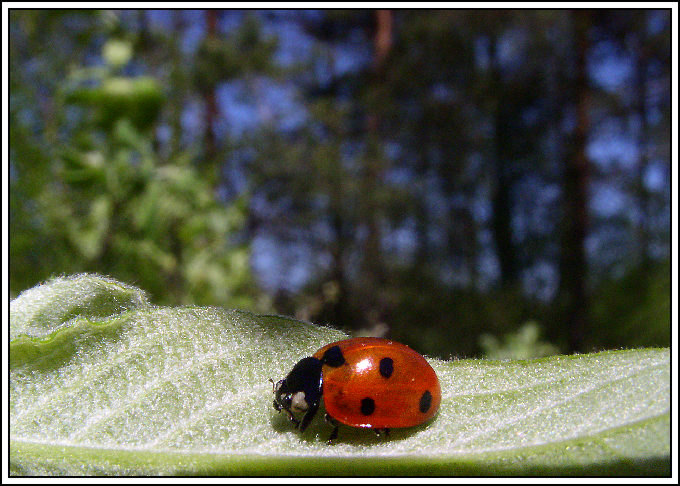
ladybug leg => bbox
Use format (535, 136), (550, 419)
(373, 428), (391, 438)
(284, 409), (300, 428)
(328, 425), (339, 443)
(325, 413), (340, 444)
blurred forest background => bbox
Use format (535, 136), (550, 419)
(9, 9), (671, 359)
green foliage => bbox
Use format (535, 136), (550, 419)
(102, 38), (133, 68)
(383, 268), (546, 359)
(68, 76), (164, 132)
(479, 321), (560, 359)
(10, 275), (670, 476)
(194, 13), (277, 94)
(61, 38), (164, 132)
(10, 30), (260, 310)
(9, 10), (671, 366)
(590, 260), (671, 349)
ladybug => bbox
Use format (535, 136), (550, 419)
(271, 337), (440, 441)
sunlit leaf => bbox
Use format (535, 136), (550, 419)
(10, 275), (670, 476)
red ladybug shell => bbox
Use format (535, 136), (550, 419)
(313, 337), (441, 429)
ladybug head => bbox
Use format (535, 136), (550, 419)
(271, 356), (323, 432)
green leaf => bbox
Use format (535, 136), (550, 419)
(66, 195), (113, 260)
(9, 274), (149, 341)
(10, 275), (670, 476)
(102, 39), (133, 68)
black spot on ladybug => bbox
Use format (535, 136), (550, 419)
(322, 345), (345, 367)
(379, 357), (394, 378)
(360, 397), (375, 416)
(419, 390), (432, 413)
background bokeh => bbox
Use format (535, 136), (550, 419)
(9, 9), (671, 359)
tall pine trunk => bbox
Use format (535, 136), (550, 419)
(169, 11), (186, 160)
(633, 14), (651, 268)
(488, 34), (519, 288)
(559, 11), (591, 353)
(360, 9), (393, 331)
(203, 10), (219, 163)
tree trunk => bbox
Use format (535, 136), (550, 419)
(560, 11), (591, 353)
(488, 35), (519, 288)
(360, 9), (393, 330)
(203, 10), (219, 161)
(633, 15), (651, 268)
(169, 10), (186, 160)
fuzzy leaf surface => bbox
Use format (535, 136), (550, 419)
(9, 275), (670, 476)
